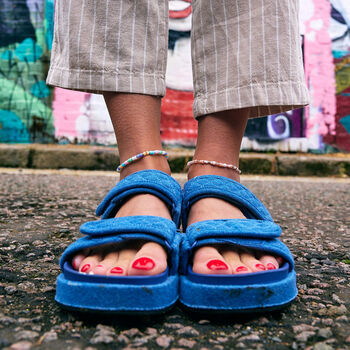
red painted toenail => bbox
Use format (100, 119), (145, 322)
(110, 266), (124, 274)
(255, 263), (266, 271)
(81, 264), (90, 273)
(276, 257), (283, 265)
(72, 261), (76, 269)
(207, 260), (229, 270)
(236, 266), (248, 272)
(132, 257), (155, 270)
(267, 263), (276, 270)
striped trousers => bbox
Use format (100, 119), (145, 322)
(46, 0), (310, 119)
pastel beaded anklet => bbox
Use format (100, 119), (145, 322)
(187, 159), (241, 174)
(117, 150), (168, 172)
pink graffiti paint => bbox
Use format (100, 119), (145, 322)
(304, 0), (336, 137)
(53, 87), (90, 139)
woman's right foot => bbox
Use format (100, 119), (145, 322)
(72, 193), (171, 276)
(189, 197), (282, 274)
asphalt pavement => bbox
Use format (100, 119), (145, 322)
(0, 169), (349, 350)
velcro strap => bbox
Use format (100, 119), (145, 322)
(80, 216), (177, 243)
(96, 170), (182, 226)
(186, 219), (282, 246)
(182, 176), (273, 229)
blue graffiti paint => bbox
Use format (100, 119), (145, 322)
(0, 0), (36, 47)
(0, 110), (30, 143)
(340, 115), (350, 134)
(45, 0), (54, 51)
(333, 50), (350, 59)
(30, 81), (51, 98)
(0, 50), (13, 60)
(14, 38), (43, 62)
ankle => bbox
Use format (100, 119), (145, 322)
(119, 156), (171, 180)
(187, 162), (241, 182)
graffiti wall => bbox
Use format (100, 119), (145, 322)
(0, 0), (54, 143)
(0, 0), (349, 152)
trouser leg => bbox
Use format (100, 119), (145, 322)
(191, 0), (310, 119)
(47, 0), (169, 97)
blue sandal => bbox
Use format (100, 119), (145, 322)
(55, 170), (182, 314)
(179, 175), (297, 313)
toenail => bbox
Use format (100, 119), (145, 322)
(72, 261), (76, 269)
(255, 263), (266, 271)
(132, 257), (155, 270)
(81, 264), (90, 273)
(267, 263), (276, 270)
(236, 266), (248, 272)
(207, 259), (229, 271)
(110, 266), (124, 274)
(276, 257), (283, 265)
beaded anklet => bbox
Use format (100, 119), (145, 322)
(187, 159), (241, 174)
(117, 150), (168, 172)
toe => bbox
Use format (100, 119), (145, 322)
(92, 251), (119, 275)
(258, 254), (280, 270)
(128, 242), (167, 276)
(221, 248), (252, 274)
(192, 246), (231, 274)
(240, 249), (267, 272)
(72, 249), (89, 270)
(108, 248), (137, 276)
(78, 249), (102, 274)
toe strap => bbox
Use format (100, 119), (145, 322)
(60, 216), (181, 275)
(180, 235), (295, 274)
(180, 219), (294, 274)
(186, 219), (282, 245)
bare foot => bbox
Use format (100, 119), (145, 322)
(72, 194), (170, 276)
(189, 197), (281, 275)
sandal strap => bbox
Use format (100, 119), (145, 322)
(182, 175), (273, 229)
(180, 235), (295, 273)
(96, 170), (182, 227)
(60, 216), (181, 275)
(185, 219), (282, 246)
(80, 216), (177, 242)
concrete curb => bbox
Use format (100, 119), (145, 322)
(1, 144), (349, 177)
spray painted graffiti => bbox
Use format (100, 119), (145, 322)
(323, 0), (350, 151)
(0, 0), (349, 151)
(0, 0), (54, 143)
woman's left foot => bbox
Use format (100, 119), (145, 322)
(189, 197), (281, 274)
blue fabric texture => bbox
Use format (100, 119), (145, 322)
(96, 169), (182, 225)
(180, 175), (297, 311)
(56, 170), (182, 313)
(182, 175), (273, 229)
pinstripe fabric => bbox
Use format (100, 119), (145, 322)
(47, 0), (309, 119)
(191, 0), (309, 118)
(47, 0), (168, 97)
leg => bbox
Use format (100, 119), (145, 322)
(188, 109), (280, 274)
(188, 0), (309, 274)
(47, 0), (172, 276)
(74, 94), (170, 276)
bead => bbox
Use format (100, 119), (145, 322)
(117, 150), (168, 173)
(186, 159), (241, 175)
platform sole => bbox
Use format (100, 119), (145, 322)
(179, 271), (297, 313)
(55, 273), (178, 314)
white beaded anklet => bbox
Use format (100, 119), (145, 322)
(117, 150), (168, 172)
(187, 159), (242, 174)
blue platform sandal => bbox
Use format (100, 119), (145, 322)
(179, 175), (297, 313)
(55, 170), (182, 314)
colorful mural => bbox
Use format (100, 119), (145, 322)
(323, 0), (350, 151)
(0, 0), (349, 151)
(0, 0), (54, 143)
